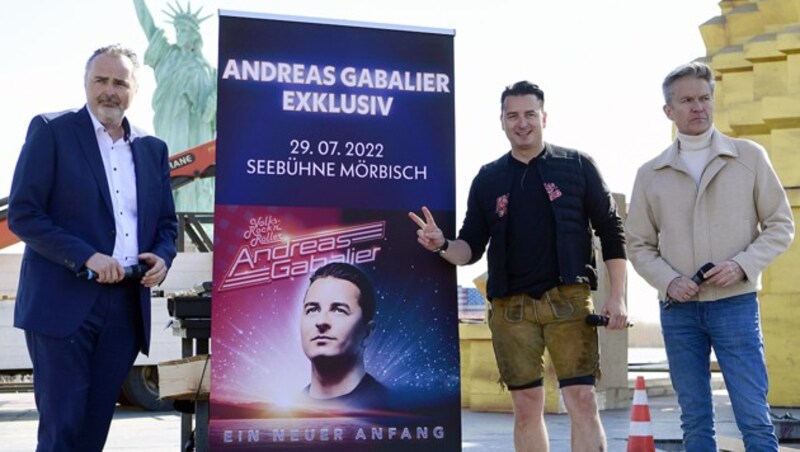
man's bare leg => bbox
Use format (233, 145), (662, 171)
(562, 384), (606, 452)
(510, 386), (549, 452)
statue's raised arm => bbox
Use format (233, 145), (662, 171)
(133, 0), (160, 40)
(133, 0), (170, 68)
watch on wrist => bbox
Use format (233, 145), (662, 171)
(432, 239), (449, 255)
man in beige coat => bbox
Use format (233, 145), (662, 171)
(626, 61), (794, 452)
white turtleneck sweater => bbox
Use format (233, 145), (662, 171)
(677, 126), (714, 185)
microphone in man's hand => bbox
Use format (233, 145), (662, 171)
(76, 263), (150, 281)
(585, 314), (634, 328)
(662, 262), (715, 310)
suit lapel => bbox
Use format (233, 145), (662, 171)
(75, 107), (114, 216)
(131, 137), (146, 243)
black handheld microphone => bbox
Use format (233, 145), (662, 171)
(585, 314), (634, 328)
(662, 262), (715, 310)
(76, 263), (150, 281)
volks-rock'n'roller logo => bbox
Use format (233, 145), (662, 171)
(220, 219), (386, 291)
(243, 216), (284, 247)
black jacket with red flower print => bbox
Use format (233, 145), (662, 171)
(458, 143), (626, 298)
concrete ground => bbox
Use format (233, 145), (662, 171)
(2, 386), (799, 451)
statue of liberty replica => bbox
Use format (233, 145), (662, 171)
(134, 0), (217, 213)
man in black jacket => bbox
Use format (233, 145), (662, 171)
(409, 81), (627, 452)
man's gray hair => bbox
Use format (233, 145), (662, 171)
(85, 44), (140, 75)
(662, 61), (715, 105)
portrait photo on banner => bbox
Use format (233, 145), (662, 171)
(209, 207), (461, 450)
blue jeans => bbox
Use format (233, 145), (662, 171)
(661, 292), (778, 452)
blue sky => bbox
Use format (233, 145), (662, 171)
(0, 0), (722, 319)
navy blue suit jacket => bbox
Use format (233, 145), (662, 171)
(8, 107), (177, 354)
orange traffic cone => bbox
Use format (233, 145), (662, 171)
(627, 375), (656, 452)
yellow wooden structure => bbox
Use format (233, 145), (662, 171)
(700, 0), (800, 407)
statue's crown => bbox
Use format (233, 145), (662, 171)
(164, 1), (212, 28)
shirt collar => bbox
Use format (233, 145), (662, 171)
(506, 143), (548, 168)
(677, 126), (715, 151)
(86, 106), (137, 142)
(654, 127), (738, 170)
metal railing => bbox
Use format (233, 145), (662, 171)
(177, 212), (214, 252)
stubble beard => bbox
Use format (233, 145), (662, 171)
(95, 103), (125, 127)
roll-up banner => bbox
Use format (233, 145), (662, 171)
(210, 11), (459, 451)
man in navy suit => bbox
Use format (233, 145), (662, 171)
(8, 44), (177, 451)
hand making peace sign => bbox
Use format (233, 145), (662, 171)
(408, 206), (446, 252)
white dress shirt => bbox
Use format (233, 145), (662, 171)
(88, 108), (139, 267)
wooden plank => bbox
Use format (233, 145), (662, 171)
(718, 436), (744, 452)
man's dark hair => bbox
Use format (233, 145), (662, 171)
(501, 81), (545, 111)
(309, 263), (376, 323)
(662, 61), (716, 105)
